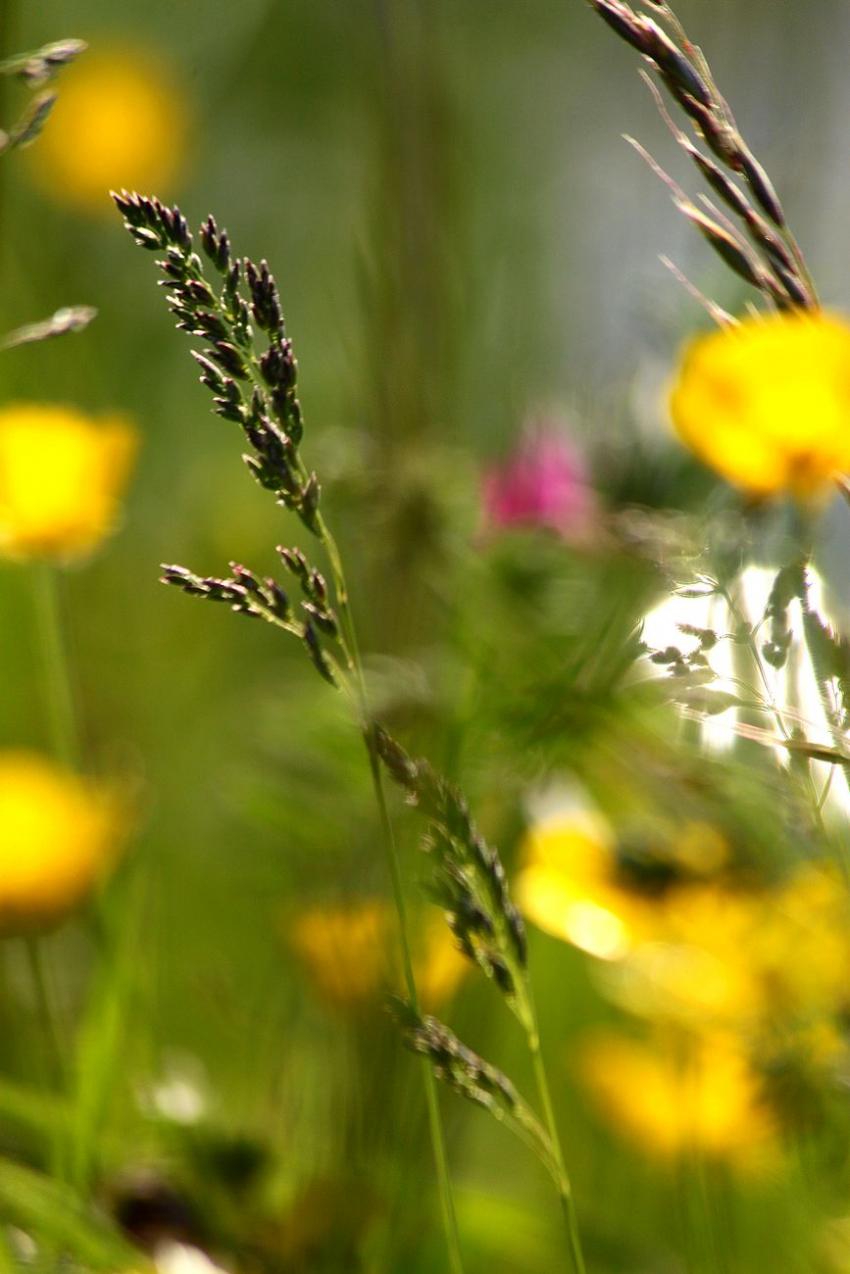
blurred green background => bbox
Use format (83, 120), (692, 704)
(2, 2), (850, 1271)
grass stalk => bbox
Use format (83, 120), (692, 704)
(22, 938), (64, 1093)
(28, 564), (78, 1106)
(28, 563), (84, 1199)
(522, 985), (587, 1274)
(0, 0), (15, 246)
(23, 934), (68, 1246)
(367, 740), (465, 1274)
(719, 579), (829, 833)
(316, 523), (466, 1274)
(31, 564), (79, 769)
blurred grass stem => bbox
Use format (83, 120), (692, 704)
(719, 579), (828, 835)
(32, 564), (79, 769)
(23, 933), (69, 1244)
(23, 938), (64, 1092)
(524, 986), (587, 1274)
(29, 563), (79, 1202)
(366, 738), (465, 1274)
(0, 0), (15, 241)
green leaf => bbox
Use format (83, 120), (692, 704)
(0, 1160), (143, 1270)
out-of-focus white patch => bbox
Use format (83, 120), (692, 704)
(641, 565), (850, 815)
(523, 782), (614, 851)
(525, 781), (599, 827)
(154, 1243), (231, 1274)
(8, 1228), (37, 1263)
(151, 1078), (206, 1125)
(138, 1053), (208, 1125)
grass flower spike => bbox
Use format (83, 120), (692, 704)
(0, 752), (118, 933)
(33, 49), (188, 214)
(0, 403), (137, 560)
(670, 312), (850, 499)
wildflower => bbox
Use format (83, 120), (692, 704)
(288, 900), (468, 1010)
(415, 913), (469, 1008)
(611, 868), (850, 1034)
(670, 311), (850, 498)
(31, 48), (188, 214)
(0, 403), (137, 560)
(481, 422), (598, 541)
(289, 900), (389, 1008)
(517, 812), (646, 960)
(516, 811), (724, 960)
(578, 1029), (777, 1170)
(522, 800), (850, 1041)
(0, 752), (118, 933)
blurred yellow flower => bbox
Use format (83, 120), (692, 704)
(31, 47), (188, 214)
(288, 900), (468, 1010)
(578, 1030), (777, 1170)
(290, 900), (390, 1008)
(415, 913), (469, 1008)
(670, 311), (850, 498)
(520, 807), (850, 1054)
(0, 403), (137, 560)
(611, 868), (850, 1033)
(0, 752), (119, 933)
(517, 812), (647, 960)
(517, 812), (724, 960)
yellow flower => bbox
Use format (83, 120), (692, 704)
(288, 900), (468, 1010)
(578, 1029), (777, 1171)
(415, 913), (469, 1008)
(613, 868), (850, 1033)
(0, 752), (119, 933)
(290, 900), (390, 1008)
(0, 403), (137, 560)
(516, 812), (721, 960)
(517, 812), (642, 960)
(670, 311), (850, 498)
(31, 47), (188, 214)
(520, 807), (850, 1043)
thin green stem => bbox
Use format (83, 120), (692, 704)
(22, 938), (64, 1092)
(28, 563), (82, 1200)
(720, 581), (827, 829)
(23, 935), (69, 1222)
(0, 0), (15, 254)
(31, 563), (79, 769)
(797, 590), (850, 792)
(523, 986), (587, 1274)
(314, 521), (465, 1274)
(719, 585), (790, 741)
(366, 739), (465, 1274)
(174, 236), (465, 1271)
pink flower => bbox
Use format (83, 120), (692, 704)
(481, 424), (597, 542)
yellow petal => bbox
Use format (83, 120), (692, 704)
(31, 47), (189, 215)
(0, 752), (119, 932)
(670, 311), (850, 498)
(0, 403), (138, 560)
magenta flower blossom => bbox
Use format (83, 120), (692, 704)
(482, 425), (597, 541)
